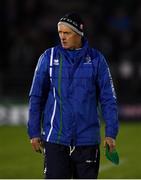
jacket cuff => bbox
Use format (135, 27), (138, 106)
(105, 127), (118, 139)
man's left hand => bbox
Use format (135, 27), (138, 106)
(104, 137), (116, 152)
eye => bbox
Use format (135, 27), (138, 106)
(65, 32), (71, 35)
(58, 31), (63, 36)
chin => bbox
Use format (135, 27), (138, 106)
(61, 43), (69, 49)
(62, 45), (70, 49)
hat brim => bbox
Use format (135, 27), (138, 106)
(58, 22), (84, 36)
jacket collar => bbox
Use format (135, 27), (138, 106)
(58, 38), (89, 60)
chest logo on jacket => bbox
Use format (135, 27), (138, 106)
(84, 55), (91, 64)
(54, 59), (59, 66)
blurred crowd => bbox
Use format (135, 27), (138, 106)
(0, 0), (141, 105)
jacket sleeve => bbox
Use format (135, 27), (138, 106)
(97, 52), (119, 139)
(27, 50), (50, 139)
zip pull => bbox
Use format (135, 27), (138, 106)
(69, 146), (75, 156)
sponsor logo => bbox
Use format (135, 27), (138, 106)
(84, 55), (92, 64)
(85, 160), (96, 163)
(54, 59), (59, 65)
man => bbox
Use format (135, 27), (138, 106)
(27, 13), (119, 179)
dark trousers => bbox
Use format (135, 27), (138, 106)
(44, 142), (100, 179)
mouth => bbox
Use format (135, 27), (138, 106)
(61, 41), (68, 47)
(61, 41), (66, 44)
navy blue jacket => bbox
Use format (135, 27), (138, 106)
(28, 39), (119, 146)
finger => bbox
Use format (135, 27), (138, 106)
(103, 140), (106, 148)
(35, 144), (43, 153)
(108, 144), (112, 152)
(104, 137), (116, 151)
(104, 139), (111, 148)
(31, 143), (39, 152)
(35, 149), (42, 153)
(40, 140), (44, 148)
(107, 142), (115, 153)
(30, 138), (43, 153)
(31, 141), (41, 152)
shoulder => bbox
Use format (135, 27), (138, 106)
(90, 48), (108, 66)
(88, 48), (109, 72)
(43, 45), (61, 57)
(42, 47), (54, 57)
(36, 47), (54, 68)
(89, 48), (105, 60)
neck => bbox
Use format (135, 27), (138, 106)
(70, 40), (82, 50)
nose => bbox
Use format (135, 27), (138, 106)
(60, 33), (66, 41)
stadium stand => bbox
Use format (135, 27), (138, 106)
(0, 0), (141, 121)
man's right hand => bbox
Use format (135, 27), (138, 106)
(30, 137), (44, 153)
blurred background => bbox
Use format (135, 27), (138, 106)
(0, 0), (141, 179)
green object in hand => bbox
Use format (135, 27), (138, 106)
(105, 144), (119, 165)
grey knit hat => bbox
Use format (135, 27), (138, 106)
(58, 13), (84, 36)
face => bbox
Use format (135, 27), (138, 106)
(58, 24), (82, 49)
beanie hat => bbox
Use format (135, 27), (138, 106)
(58, 13), (84, 36)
